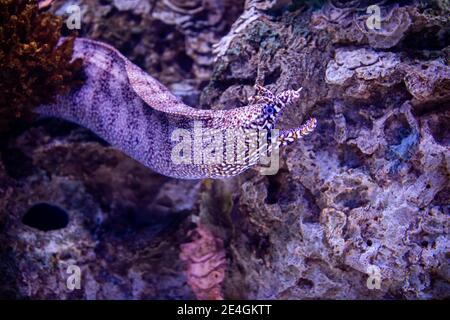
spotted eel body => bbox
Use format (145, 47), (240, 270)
(37, 38), (316, 179)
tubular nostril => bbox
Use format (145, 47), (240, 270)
(22, 203), (69, 231)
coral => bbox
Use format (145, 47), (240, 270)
(0, 0), (83, 133)
(180, 224), (227, 300)
(212, 0), (291, 59)
(403, 59), (450, 104)
(151, 0), (245, 80)
(312, 1), (449, 50)
(325, 48), (403, 100)
(326, 48), (450, 103)
(356, 5), (412, 49)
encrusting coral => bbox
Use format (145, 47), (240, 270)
(180, 223), (227, 300)
(0, 0), (83, 133)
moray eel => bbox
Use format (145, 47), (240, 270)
(37, 38), (316, 179)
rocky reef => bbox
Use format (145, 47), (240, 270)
(0, 0), (448, 299)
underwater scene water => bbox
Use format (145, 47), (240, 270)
(0, 0), (449, 301)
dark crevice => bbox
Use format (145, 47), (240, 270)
(1, 148), (34, 179)
(22, 203), (69, 231)
(297, 278), (314, 290)
(266, 174), (282, 205)
(335, 187), (369, 210)
(339, 144), (366, 169)
(384, 114), (412, 146)
(264, 66), (282, 86)
(427, 114), (450, 146)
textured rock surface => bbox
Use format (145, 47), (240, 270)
(0, 0), (449, 299)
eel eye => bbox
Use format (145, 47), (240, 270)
(264, 105), (275, 115)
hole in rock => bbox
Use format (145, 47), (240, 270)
(402, 25), (448, 51)
(266, 174), (282, 204)
(335, 188), (369, 210)
(297, 278), (314, 290)
(428, 114), (450, 146)
(263, 66), (281, 86)
(339, 144), (365, 169)
(384, 114), (411, 146)
(22, 203), (69, 231)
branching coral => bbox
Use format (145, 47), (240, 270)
(0, 0), (83, 133)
